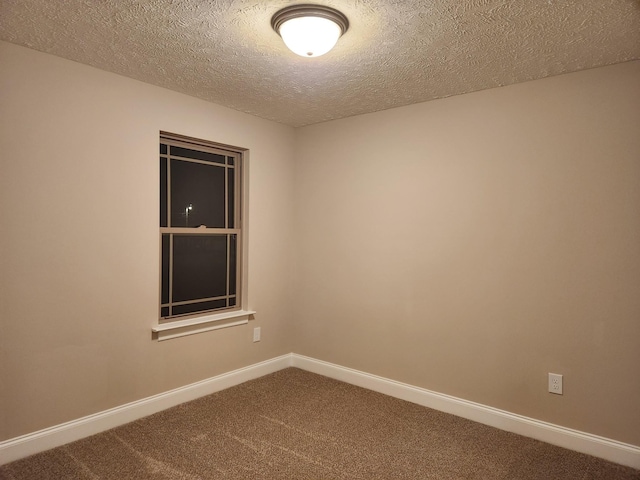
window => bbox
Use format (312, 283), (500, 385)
(159, 133), (242, 321)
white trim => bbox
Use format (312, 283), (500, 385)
(0, 354), (293, 466)
(152, 309), (256, 341)
(290, 354), (640, 470)
(2, 353), (638, 470)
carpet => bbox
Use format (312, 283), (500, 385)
(1, 368), (638, 479)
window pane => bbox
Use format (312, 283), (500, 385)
(228, 167), (235, 228)
(160, 158), (168, 227)
(170, 145), (225, 164)
(229, 234), (237, 295)
(160, 135), (243, 320)
(172, 235), (227, 302)
(161, 234), (170, 304)
(172, 299), (227, 316)
(170, 160), (225, 228)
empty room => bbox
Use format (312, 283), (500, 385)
(1, 1), (639, 478)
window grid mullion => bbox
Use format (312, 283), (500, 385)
(160, 133), (243, 321)
(167, 153), (172, 227)
(224, 160), (230, 307)
(226, 234), (230, 307)
(224, 163), (229, 229)
(160, 228), (240, 235)
(162, 295), (235, 308)
(169, 155), (232, 168)
(168, 233), (174, 317)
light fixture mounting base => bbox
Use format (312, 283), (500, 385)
(271, 4), (349, 36)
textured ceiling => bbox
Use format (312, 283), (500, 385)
(1, 0), (639, 127)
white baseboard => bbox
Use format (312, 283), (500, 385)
(2, 353), (639, 470)
(290, 354), (640, 470)
(0, 354), (293, 466)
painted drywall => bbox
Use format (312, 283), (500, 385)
(1, 37), (639, 452)
(293, 61), (640, 446)
(0, 41), (296, 441)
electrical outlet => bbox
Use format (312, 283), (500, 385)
(548, 373), (563, 395)
(253, 327), (261, 343)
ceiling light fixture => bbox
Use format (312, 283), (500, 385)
(271, 4), (349, 58)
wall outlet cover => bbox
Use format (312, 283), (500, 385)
(548, 373), (563, 395)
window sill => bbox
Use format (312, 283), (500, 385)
(152, 309), (256, 341)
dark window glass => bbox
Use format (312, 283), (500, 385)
(161, 306), (170, 317)
(228, 168), (235, 228)
(161, 234), (170, 304)
(229, 297), (236, 307)
(172, 235), (227, 302)
(229, 234), (237, 295)
(160, 143), (167, 155)
(227, 156), (235, 166)
(160, 158), (168, 227)
(170, 160), (225, 228)
(172, 299), (227, 316)
(170, 145), (225, 164)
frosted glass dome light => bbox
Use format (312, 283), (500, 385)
(272, 5), (349, 58)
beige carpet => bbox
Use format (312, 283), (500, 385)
(1, 368), (638, 479)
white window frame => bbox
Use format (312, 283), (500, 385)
(153, 132), (254, 341)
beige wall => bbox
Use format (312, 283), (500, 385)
(0, 41), (296, 441)
(1, 38), (639, 449)
(294, 61), (640, 445)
